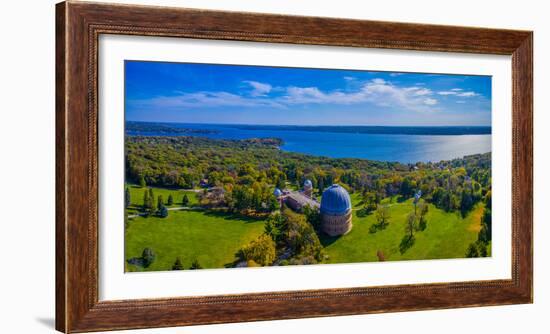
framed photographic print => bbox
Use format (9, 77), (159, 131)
(56, 1), (533, 332)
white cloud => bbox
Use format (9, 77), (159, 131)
(424, 98), (438, 105)
(437, 90), (478, 97)
(282, 78), (438, 111)
(131, 78), (441, 112)
(243, 80), (272, 96)
(456, 91), (477, 97)
(405, 87), (433, 96)
(130, 91), (284, 109)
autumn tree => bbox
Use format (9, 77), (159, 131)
(405, 212), (417, 238)
(240, 234), (276, 266)
(375, 205), (391, 228)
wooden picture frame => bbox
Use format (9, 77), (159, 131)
(56, 1), (533, 332)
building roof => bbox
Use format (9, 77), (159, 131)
(320, 184), (352, 215)
(304, 179), (313, 188)
(273, 188), (282, 197)
(286, 191), (319, 210)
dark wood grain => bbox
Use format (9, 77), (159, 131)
(55, 2), (67, 332)
(56, 1), (533, 332)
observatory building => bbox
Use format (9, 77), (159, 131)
(320, 184), (352, 236)
(303, 179), (313, 198)
(274, 181), (352, 236)
(273, 180), (319, 212)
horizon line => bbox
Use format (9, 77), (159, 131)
(125, 120), (492, 127)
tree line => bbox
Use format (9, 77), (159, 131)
(126, 135), (491, 219)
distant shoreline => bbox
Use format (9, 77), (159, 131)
(126, 121), (491, 136)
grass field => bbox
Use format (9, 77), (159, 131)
(125, 185), (486, 271)
(127, 184), (199, 207)
(321, 194), (486, 263)
(125, 184), (199, 215)
(125, 208), (266, 272)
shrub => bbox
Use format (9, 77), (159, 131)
(159, 206), (168, 218)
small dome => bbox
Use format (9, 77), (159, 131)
(273, 188), (282, 197)
(320, 184), (351, 215)
(304, 179), (313, 188)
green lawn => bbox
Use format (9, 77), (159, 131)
(125, 184), (199, 215)
(125, 185), (486, 271)
(321, 194), (486, 263)
(125, 209), (266, 271)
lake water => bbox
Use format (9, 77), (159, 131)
(127, 123), (491, 163)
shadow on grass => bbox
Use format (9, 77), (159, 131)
(319, 233), (342, 247)
(399, 235), (415, 254)
(396, 196), (409, 203)
(127, 257), (146, 268)
(201, 210), (263, 223)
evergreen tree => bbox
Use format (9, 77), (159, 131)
(157, 195), (164, 210)
(190, 259), (203, 270)
(172, 257), (184, 270)
(182, 194), (189, 206)
(142, 190), (149, 210)
(148, 188), (156, 211)
(125, 187), (131, 208)
(268, 195), (279, 212)
(167, 194), (174, 206)
(276, 175), (286, 190)
(466, 243), (479, 258)
(138, 175), (146, 188)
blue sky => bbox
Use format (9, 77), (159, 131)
(125, 61), (491, 126)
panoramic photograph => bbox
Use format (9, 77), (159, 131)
(124, 61), (492, 272)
